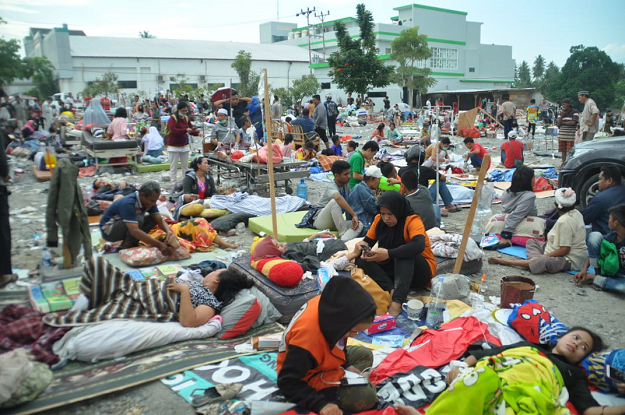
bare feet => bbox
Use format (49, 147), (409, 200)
(388, 302), (402, 318)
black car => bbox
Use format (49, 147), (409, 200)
(559, 137), (625, 207)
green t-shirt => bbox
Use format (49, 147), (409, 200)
(348, 150), (365, 188)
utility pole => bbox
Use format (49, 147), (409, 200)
(297, 7), (315, 73)
(315, 10), (330, 62)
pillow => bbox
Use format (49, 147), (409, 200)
(218, 290), (261, 339)
(507, 300), (568, 345)
(581, 349), (625, 393)
(251, 258), (303, 287)
(249, 286), (282, 329)
(485, 214), (546, 239)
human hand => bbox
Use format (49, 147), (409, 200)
(446, 367), (461, 384)
(585, 120), (592, 126)
(319, 403), (342, 415)
(364, 248), (389, 262)
(187, 128), (193, 132)
(351, 216), (359, 230)
(314, 231), (336, 239)
(616, 381), (625, 395)
(166, 281), (189, 293)
(184, 194), (199, 203)
(395, 405), (419, 415)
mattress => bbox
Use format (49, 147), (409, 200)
(82, 129), (139, 151)
(248, 211), (339, 243)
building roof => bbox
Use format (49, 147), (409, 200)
(68, 36), (311, 62)
(393, 3), (468, 16)
(29, 27), (86, 37)
(428, 87), (534, 94)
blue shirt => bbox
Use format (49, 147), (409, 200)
(582, 185), (625, 235)
(291, 116), (315, 133)
(99, 191), (158, 235)
(346, 181), (377, 232)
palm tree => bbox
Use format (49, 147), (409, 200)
(139, 31), (155, 39)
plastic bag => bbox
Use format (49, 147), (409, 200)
(119, 246), (165, 267)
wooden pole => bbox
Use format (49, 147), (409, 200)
(453, 153), (490, 274)
(262, 69), (279, 240)
(479, 107), (504, 129)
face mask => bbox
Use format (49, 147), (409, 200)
(441, 147), (448, 151)
(218, 119), (227, 125)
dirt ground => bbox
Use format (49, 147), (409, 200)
(4, 122), (624, 414)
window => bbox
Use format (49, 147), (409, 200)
(367, 91), (387, 98)
(272, 35), (287, 43)
(469, 67), (475, 73)
(118, 80), (137, 89)
(385, 48), (392, 54)
(321, 82), (331, 89)
(429, 47), (458, 70)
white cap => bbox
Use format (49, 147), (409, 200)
(364, 166), (382, 178)
(507, 130), (517, 138)
(217, 108), (228, 115)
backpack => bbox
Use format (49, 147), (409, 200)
(164, 113), (188, 138)
(326, 101), (338, 117)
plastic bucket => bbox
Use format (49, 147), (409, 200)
(500, 276), (535, 308)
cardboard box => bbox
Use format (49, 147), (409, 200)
(365, 313), (396, 335)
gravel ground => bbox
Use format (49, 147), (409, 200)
(4, 121), (624, 414)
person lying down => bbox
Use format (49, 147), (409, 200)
(44, 257), (253, 328)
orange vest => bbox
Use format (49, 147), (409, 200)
(277, 297), (346, 391)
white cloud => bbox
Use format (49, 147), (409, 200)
(0, 5), (40, 14)
(603, 42), (625, 63)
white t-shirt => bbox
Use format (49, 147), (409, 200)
(545, 209), (588, 270)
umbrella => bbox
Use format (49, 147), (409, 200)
(210, 87), (238, 104)
(397, 103), (410, 112)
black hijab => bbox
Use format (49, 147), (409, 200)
(375, 190), (416, 249)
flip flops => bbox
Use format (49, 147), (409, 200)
(191, 383), (243, 408)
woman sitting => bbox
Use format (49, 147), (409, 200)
(370, 123), (386, 142)
(389, 122), (402, 144)
(485, 166), (541, 249)
(20, 120), (36, 139)
(107, 107), (128, 141)
(280, 133), (293, 160)
(182, 156), (216, 203)
(398, 327), (625, 415)
(489, 188), (588, 274)
(45, 257), (253, 328)
(355, 191), (437, 318)
(142, 126), (164, 157)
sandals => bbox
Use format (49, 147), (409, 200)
(191, 383), (243, 408)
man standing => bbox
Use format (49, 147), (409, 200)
(501, 95), (516, 139)
(11, 96), (27, 128)
(540, 99), (550, 124)
(42, 97), (55, 129)
(346, 92), (354, 106)
(582, 166), (625, 235)
(214, 91), (252, 128)
(556, 98), (579, 163)
(0, 93), (14, 287)
(312, 94), (330, 149)
(324, 94), (338, 137)
(383, 95), (391, 117)
(525, 99), (540, 140)
(100, 93), (111, 111)
(578, 91), (600, 142)
(270, 95), (282, 122)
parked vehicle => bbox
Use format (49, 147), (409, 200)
(559, 137), (625, 207)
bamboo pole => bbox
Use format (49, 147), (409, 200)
(479, 107), (504, 129)
(261, 69), (279, 239)
(453, 153), (490, 274)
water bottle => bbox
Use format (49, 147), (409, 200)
(41, 246), (53, 274)
(296, 178), (308, 200)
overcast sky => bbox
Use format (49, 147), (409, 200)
(1, 0), (624, 69)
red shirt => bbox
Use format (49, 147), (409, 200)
(100, 98), (111, 111)
(501, 140), (524, 168)
(472, 143), (488, 159)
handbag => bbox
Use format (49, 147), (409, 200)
(351, 268), (391, 315)
(295, 206), (320, 229)
(85, 200), (102, 216)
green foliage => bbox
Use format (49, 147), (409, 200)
(231, 50), (260, 98)
(390, 27), (435, 108)
(0, 37), (24, 88)
(272, 87), (292, 108)
(546, 45), (621, 110)
(139, 30), (155, 38)
(514, 61), (532, 88)
(532, 55), (545, 81)
(272, 74), (319, 108)
(536, 61), (560, 96)
(83, 72), (120, 97)
(22, 57), (58, 99)
(169, 73), (194, 95)
(327, 4), (393, 95)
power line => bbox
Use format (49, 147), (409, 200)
(296, 7), (315, 72)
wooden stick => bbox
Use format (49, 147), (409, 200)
(479, 108), (504, 129)
(261, 69), (279, 240)
(453, 153), (490, 274)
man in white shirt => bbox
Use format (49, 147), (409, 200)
(578, 91), (600, 142)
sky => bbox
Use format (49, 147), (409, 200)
(1, 0), (624, 69)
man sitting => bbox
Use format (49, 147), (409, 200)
(291, 108), (315, 140)
(313, 160), (363, 241)
(500, 130), (525, 168)
(99, 181), (174, 254)
(401, 170), (437, 230)
(582, 166), (625, 235)
(463, 137), (489, 171)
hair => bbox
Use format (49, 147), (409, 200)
(401, 171), (419, 192)
(273, 94), (279, 100)
(563, 326), (605, 356)
(347, 141), (358, 151)
(331, 134), (340, 145)
(530, 99), (536, 104)
(509, 166), (535, 193)
(238, 115), (251, 126)
(561, 98), (571, 105)
(359, 308), (377, 325)
(463, 137), (475, 144)
(380, 162), (396, 179)
(114, 107), (127, 118)
(609, 203), (625, 226)
(312, 94), (321, 101)
(376, 123), (385, 132)
(302, 108), (310, 117)
(176, 101), (188, 111)
(331, 160), (351, 175)
(139, 181), (161, 197)
(190, 156), (206, 172)
(285, 116), (292, 123)
(284, 133), (293, 145)
(213, 267), (255, 307)
(601, 165), (622, 185)
(321, 148), (335, 156)
(362, 141), (379, 152)
(304, 140), (315, 150)
(612, 129), (625, 137)
(440, 137), (451, 145)
(137, 105), (144, 112)
(48, 125), (57, 133)
(389, 122), (395, 128)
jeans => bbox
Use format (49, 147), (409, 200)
(470, 153), (483, 167)
(527, 123), (536, 137)
(146, 149), (162, 157)
(503, 119), (513, 139)
(429, 182), (453, 206)
(587, 231), (625, 294)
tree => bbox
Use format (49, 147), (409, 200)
(139, 30), (155, 39)
(537, 61), (559, 96)
(169, 73), (194, 96)
(546, 45), (621, 110)
(532, 55), (545, 82)
(0, 18), (28, 88)
(514, 61), (532, 88)
(23, 57), (58, 99)
(231, 50), (260, 98)
(327, 4), (393, 96)
(274, 74), (319, 108)
(390, 27), (435, 109)
(83, 71), (120, 97)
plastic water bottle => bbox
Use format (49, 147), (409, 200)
(41, 246), (53, 273)
(296, 178), (308, 200)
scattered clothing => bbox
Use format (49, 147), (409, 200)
(207, 192), (305, 217)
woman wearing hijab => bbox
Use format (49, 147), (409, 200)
(142, 126), (164, 157)
(355, 191), (437, 318)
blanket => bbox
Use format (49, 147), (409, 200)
(283, 239), (348, 272)
(316, 154), (345, 172)
(426, 346), (569, 414)
(208, 192), (305, 217)
(44, 257), (179, 327)
(150, 217), (217, 252)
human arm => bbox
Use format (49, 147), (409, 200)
(125, 222), (171, 253)
(502, 192), (537, 236)
(332, 192), (359, 230)
(167, 283), (216, 327)
(543, 245), (570, 258)
(167, 116), (186, 135)
(582, 198), (602, 226)
(304, 231), (336, 242)
(574, 257), (593, 284)
(206, 174), (216, 198)
(351, 171), (364, 181)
